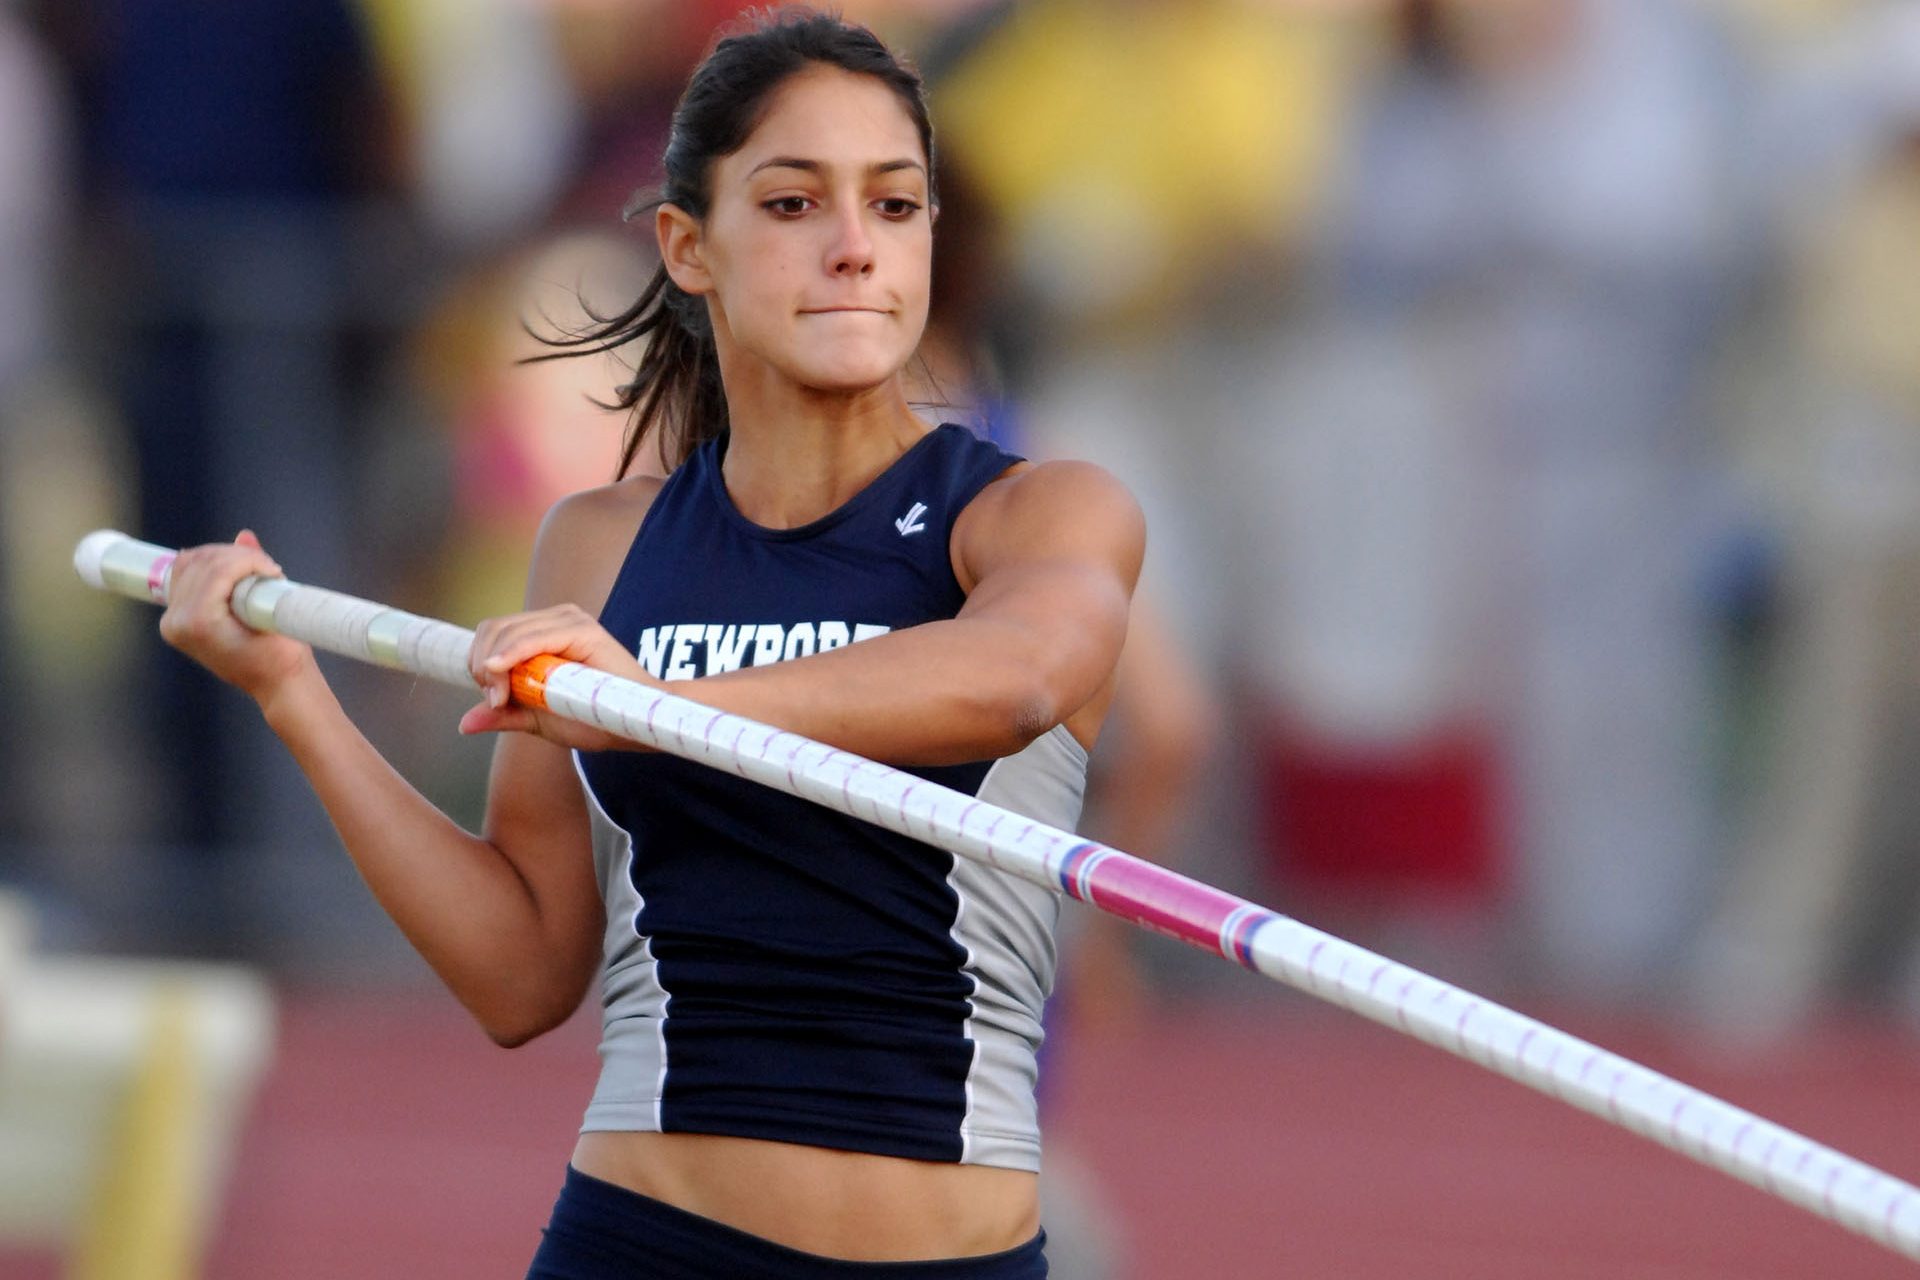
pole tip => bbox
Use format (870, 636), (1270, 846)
(73, 530), (125, 589)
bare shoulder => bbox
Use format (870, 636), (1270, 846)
(953, 459), (1145, 590)
(979, 458), (1138, 513)
(959, 458), (1144, 540)
(525, 474), (667, 613)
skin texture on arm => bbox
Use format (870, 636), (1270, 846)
(464, 457), (1145, 765)
(158, 488), (652, 1046)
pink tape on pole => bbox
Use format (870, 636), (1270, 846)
(146, 551), (175, 603)
(1064, 844), (1278, 968)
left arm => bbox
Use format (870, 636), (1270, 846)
(466, 461), (1144, 765)
(687, 460), (1142, 763)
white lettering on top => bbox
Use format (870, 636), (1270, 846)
(637, 625), (673, 676)
(634, 621), (892, 679)
(782, 622), (817, 662)
(664, 628), (700, 681)
(705, 624), (755, 675)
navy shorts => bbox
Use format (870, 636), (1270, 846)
(526, 1165), (1049, 1279)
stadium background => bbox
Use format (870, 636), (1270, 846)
(3, 0), (1920, 1275)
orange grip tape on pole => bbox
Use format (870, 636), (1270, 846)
(510, 655), (568, 711)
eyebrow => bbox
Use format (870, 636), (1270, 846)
(746, 157), (927, 179)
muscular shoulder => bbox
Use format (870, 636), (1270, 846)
(951, 459), (1144, 594)
(525, 474), (666, 613)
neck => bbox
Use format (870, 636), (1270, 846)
(715, 358), (930, 531)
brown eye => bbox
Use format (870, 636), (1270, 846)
(875, 198), (922, 220)
(763, 196), (812, 217)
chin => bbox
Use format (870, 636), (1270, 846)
(793, 350), (911, 395)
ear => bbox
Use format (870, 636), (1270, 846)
(657, 204), (712, 296)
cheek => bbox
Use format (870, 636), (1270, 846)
(901, 242), (933, 306)
(892, 228), (932, 292)
(707, 218), (801, 315)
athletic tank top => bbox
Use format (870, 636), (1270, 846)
(575, 423), (1088, 1171)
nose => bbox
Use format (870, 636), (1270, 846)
(825, 205), (874, 278)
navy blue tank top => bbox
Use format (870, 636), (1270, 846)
(574, 423), (1089, 1170)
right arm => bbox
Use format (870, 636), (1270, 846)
(160, 490), (652, 1045)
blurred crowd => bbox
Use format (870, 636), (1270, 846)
(3, 0), (1920, 1042)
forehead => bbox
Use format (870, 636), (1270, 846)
(728, 65), (925, 174)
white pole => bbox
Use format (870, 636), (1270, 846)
(76, 530), (1920, 1264)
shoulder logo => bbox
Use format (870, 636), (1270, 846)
(894, 501), (928, 537)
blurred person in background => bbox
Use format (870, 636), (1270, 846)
(153, 12), (1142, 1275)
(1279, 0), (1759, 1003)
(1686, 0), (1920, 1035)
(1232, 0), (1512, 970)
(0, 4), (163, 945)
(40, 0), (397, 954)
(0, 3), (60, 407)
(357, 0), (581, 253)
(0, 1), (72, 888)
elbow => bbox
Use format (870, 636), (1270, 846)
(993, 652), (1097, 754)
(482, 1016), (549, 1050)
(1004, 686), (1062, 752)
(481, 1002), (573, 1049)
(473, 978), (587, 1049)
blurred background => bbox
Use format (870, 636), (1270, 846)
(3, 0), (1920, 1275)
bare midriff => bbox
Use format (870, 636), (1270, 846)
(570, 1130), (1040, 1261)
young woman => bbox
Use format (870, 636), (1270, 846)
(157, 12), (1141, 1277)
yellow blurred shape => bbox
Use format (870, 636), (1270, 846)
(0, 922), (275, 1280)
(70, 986), (200, 1280)
(935, 0), (1358, 314)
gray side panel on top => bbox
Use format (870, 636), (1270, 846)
(574, 754), (671, 1134)
(946, 723), (1089, 1170)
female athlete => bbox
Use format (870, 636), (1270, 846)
(157, 11), (1142, 1277)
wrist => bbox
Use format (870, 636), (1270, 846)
(254, 654), (332, 735)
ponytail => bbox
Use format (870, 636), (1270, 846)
(523, 245), (727, 478)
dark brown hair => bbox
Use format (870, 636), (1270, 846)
(527, 7), (936, 478)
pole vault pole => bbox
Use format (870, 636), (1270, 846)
(74, 530), (1920, 1265)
